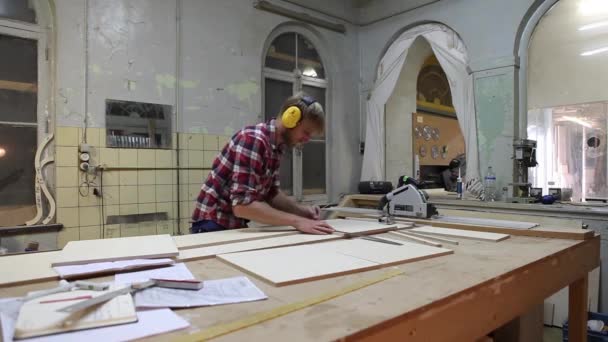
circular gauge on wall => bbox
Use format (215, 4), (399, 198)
(432, 127), (440, 141)
(431, 145), (439, 159)
(422, 126), (432, 141)
(414, 126), (422, 139)
(419, 145), (427, 157)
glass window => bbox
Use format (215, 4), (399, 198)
(265, 33), (296, 73)
(0, 0), (36, 23)
(527, 0), (608, 201)
(298, 35), (325, 79)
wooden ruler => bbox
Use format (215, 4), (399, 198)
(174, 269), (404, 341)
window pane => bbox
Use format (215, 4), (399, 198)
(0, 34), (37, 123)
(265, 33), (296, 73)
(302, 141), (326, 195)
(105, 100), (173, 149)
(302, 85), (326, 139)
(297, 35), (325, 79)
(0, 0), (36, 23)
(0, 125), (36, 210)
(265, 78), (294, 195)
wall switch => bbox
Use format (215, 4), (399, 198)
(79, 143), (91, 153)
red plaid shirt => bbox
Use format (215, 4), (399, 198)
(192, 120), (283, 229)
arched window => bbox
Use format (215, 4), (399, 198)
(527, 0), (608, 201)
(263, 31), (328, 201)
(0, 0), (51, 226)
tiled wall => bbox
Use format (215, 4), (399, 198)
(54, 126), (230, 248)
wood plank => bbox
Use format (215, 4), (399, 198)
(178, 233), (342, 261)
(218, 239), (452, 286)
(326, 219), (397, 235)
(411, 226), (510, 242)
(388, 231), (443, 247)
(52, 235), (178, 267)
(173, 228), (297, 250)
(0, 251), (59, 287)
(0, 79), (37, 93)
(400, 230), (459, 245)
(569, 275), (589, 342)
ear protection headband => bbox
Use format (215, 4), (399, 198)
(281, 95), (317, 128)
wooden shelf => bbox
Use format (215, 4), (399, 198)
(0, 80), (37, 93)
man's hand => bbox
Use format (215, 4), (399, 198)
(301, 205), (321, 220)
(294, 218), (334, 235)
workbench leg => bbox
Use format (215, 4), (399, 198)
(569, 275), (588, 342)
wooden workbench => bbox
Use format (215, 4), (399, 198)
(0, 232), (599, 341)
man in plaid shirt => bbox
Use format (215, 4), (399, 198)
(191, 93), (334, 235)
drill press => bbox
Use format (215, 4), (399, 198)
(507, 139), (539, 203)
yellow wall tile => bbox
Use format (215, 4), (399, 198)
(178, 133), (190, 150)
(78, 190), (100, 207)
(156, 185), (174, 202)
(99, 128), (107, 148)
(189, 184), (201, 199)
(118, 149), (138, 167)
(104, 224), (121, 239)
(138, 203), (156, 214)
(56, 127), (79, 146)
(79, 206), (100, 227)
(101, 186), (119, 205)
(178, 184), (191, 201)
(119, 204), (138, 216)
(156, 220), (174, 235)
(56, 146), (78, 167)
(80, 225), (101, 240)
(203, 151), (217, 169)
(138, 186), (156, 203)
(172, 133), (177, 150)
(139, 223), (157, 236)
(103, 205), (119, 223)
(120, 185), (138, 204)
(189, 133), (204, 150)
(179, 219), (191, 233)
(119, 171), (138, 185)
(137, 149), (155, 167)
(178, 150), (189, 167)
(138, 170), (155, 185)
(203, 135), (219, 151)
(56, 187), (79, 208)
(156, 202), (175, 219)
(188, 170), (204, 184)
(121, 223), (139, 237)
(188, 150), (204, 168)
(155, 170), (174, 185)
(99, 148), (119, 167)
(79, 127), (100, 147)
(219, 135), (232, 148)
(180, 200), (193, 219)
(101, 171), (119, 186)
(56, 167), (79, 187)
(57, 207), (79, 228)
(57, 227), (79, 248)
(155, 150), (173, 168)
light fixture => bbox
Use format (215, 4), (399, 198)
(579, 21), (608, 31)
(562, 116), (593, 128)
(302, 67), (317, 78)
(579, 0), (608, 16)
(581, 46), (608, 56)
(0, 147), (5, 158)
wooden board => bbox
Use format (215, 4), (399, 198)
(0, 251), (59, 287)
(411, 226), (510, 242)
(218, 239), (452, 286)
(52, 234), (178, 267)
(325, 219), (397, 235)
(178, 233), (342, 261)
(173, 228), (297, 250)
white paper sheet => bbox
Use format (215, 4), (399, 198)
(134, 276), (267, 308)
(114, 263), (194, 285)
(53, 258), (175, 278)
(0, 297), (23, 342)
(12, 309), (189, 342)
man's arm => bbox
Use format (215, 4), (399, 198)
(233, 201), (332, 235)
(269, 190), (319, 219)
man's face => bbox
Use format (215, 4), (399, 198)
(282, 119), (322, 148)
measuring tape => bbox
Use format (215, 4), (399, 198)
(174, 269), (404, 341)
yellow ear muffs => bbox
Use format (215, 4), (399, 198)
(281, 106), (302, 128)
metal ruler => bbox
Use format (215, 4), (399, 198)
(174, 269), (404, 342)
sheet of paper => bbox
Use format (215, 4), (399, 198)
(134, 276), (267, 308)
(5, 309), (188, 342)
(53, 258), (175, 278)
(114, 263), (194, 285)
(0, 297), (23, 342)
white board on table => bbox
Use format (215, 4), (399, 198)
(325, 219), (397, 235)
(218, 238), (452, 286)
(173, 227), (297, 250)
(411, 226), (510, 242)
(0, 251), (59, 286)
(52, 235), (178, 267)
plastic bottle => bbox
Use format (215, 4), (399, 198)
(456, 168), (463, 199)
(484, 166), (497, 202)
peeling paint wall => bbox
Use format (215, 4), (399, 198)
(358, 0), (534, 184)
(53, 0), (361, 202)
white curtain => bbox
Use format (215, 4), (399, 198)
(361, 23), (480, 181)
